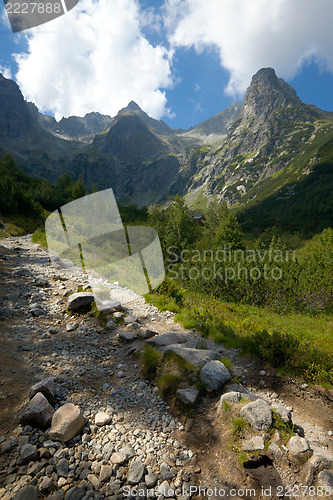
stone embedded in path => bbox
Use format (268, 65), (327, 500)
(242, 436), (265, 452)
(127, 460), (145, 484)
(147, 332), (184, 346)
(219, 391), (242, 406)
(19, 392), (55, 429)
(95, 411), (112, 426)
(176, 387), (199, 405)
(239, 399), (273, 431)
(111, 452), (127, 465)
(287, 436), (311, 457)
(35, 277), (50, 287)
(119, 331), (138, 341)
(18, 443), (38, 465)
(99, 300), (122, 314)
(106, 320), (116, 330)
(99, 464), (113, 482)
(12, 485), (39, 500)
(66, 322), (79, 332)
(199, 360), (231, 391)
(67, 292), (94, 311)
(49, 403), (84, 442)
(160, 345), (220, 368)
(29, 377), (55, 402)
(317, 470), (333, 488)
(124, 315), (138, 323)
(301, 450), (333, 485)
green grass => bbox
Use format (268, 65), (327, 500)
(231, 417), (250, 436)
(146, 290), (333, 386)
(141, 344), (162, 377)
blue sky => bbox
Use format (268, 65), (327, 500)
(1, 0), (333, 129)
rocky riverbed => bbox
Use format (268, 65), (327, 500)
(0, 235), (332, 500)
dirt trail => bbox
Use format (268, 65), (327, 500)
(0, 235), (332, 499)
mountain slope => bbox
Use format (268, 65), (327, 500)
(0, 69), (332, 232)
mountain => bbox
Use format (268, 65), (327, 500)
(42, 111), (114, 139)
(185, 102), (241, 137)
(0, 68), (332, 232)
(183, 68), (333, 231)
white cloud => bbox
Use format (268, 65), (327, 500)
(0, 65), (12, 79)
(15, 0), (173, 120)
(163, 0), (333, 96)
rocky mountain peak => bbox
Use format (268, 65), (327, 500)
(240, 67), (300, 124)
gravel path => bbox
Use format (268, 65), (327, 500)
(0, 235), (332, 500)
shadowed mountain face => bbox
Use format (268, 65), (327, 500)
(0, 68), (332, 223)
(0, 74), (33, 138)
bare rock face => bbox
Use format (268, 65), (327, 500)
(19, 392), (55, 429)
(49, 403), (84, 442)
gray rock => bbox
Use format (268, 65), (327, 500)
(158, 480), (174, 497)
(18, 443), (38, 465)
(317, 470), (333, 488)
(124, 315), (138, 323)
(287, 436), (311, 456)
(267, 443), (285, 462)
(219, 391), (242, 406)
(64, 486), (86, 500)
(48, 491), (65, 500)
(29, 377), (55, 402)
(199, 360), (231, 391)
(95, 411), (112, 426)
(145, 472), (158, 488)
(147, 333), (183, 346)
(39, 475), (53, 492)
(239, 399), (273, 431)
(67, 292), (94, 311)
(127, 460), (145, 484)
(99, 300), (122, 313)
(176, 387), (199, 405)
(106, 321), (116, 330)
(35, 277), (50, 287)
(12, 485), (39, 500)
(66, 322), (78, 332)
(57, 457), (69, 477)
(302, 451), (333, 486)
(272, 403), (292, 424)
(143, 329), (158, 339)
(19, 392), (55, 429)
(120, 443), (135, 460)
(119, 331), (138, 341)
(99, 464), (113, 482)
(49, 403), (84, 442)
(242, 436), (265, 452)
(1, 439), (12, 454)
(160, 345), (220, 368)
(111, 452), (126, 464)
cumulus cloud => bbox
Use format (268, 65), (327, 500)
(0, 65), (12, 79)
(15, 0), (173, 120)
(163, 0), (333, 96)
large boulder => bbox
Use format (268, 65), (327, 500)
(67, 292), (94, 311)
(49, 403), (84, 442)
(239, 399), (272, 431)
(19, 392), (55, 429)
(199, 360), (231, 391)
(302, 451), (333, 486)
